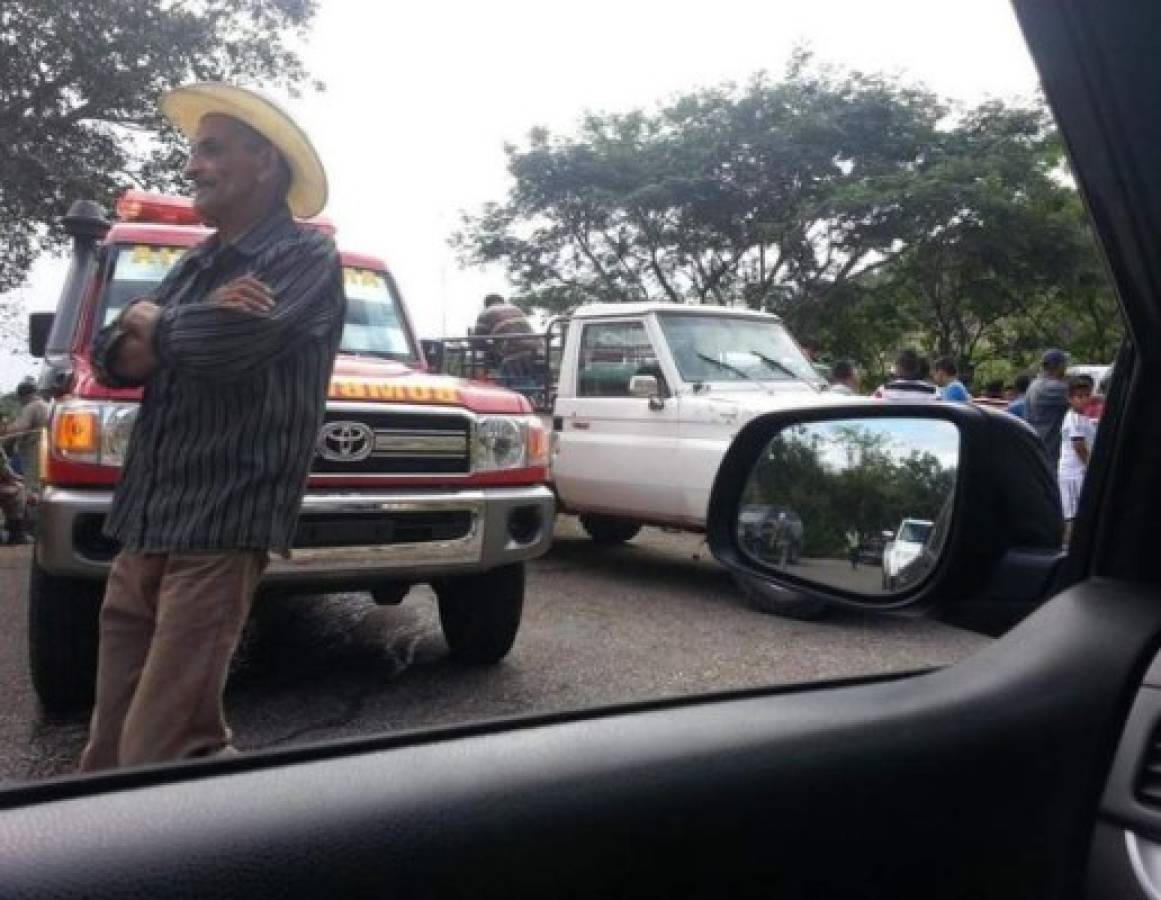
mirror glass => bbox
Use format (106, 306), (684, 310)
(736, 418), (960, 596)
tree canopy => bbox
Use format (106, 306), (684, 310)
(455, 54), (1121, 378)
(0, 0), (321, 295)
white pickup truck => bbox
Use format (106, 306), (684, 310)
(548, 303), (834, 537)
(431, 302), (845, 615)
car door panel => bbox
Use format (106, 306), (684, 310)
(2, 580), (1159, 898)
(552, 319), (683, 519)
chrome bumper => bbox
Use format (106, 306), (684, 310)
(35, 485), (555, 583)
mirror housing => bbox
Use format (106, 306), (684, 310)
(707, 403), (1065, 635)
(629, 374), (659, 398)
(28, 312), (54, 358)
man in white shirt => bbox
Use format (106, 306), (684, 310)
(1059, 376), (1097, 543)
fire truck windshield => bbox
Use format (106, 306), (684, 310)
(98, 244), (418, 362)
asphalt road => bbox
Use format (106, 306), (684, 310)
(0, 520), (989, 783)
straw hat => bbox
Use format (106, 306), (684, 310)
(160, 82), (328, 218)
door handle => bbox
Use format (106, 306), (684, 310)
(572, 421), (591, 430)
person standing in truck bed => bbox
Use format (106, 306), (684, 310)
(78, 82), (344, 771)
(473, 293), (541, 379)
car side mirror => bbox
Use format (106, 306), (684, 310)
(629, 374), (659, 398)
(28, 312), (54, 358)
(707, 404), (1065, 635)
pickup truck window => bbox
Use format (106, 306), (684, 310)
(578, 321), (660, 397)
(97, 245), (416, 361)
(658, 313), (820, 386)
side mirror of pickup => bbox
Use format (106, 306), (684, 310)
(629, 375), (659, 398)
(28, 312), (55, 358)
(706, 403), (1065, 635)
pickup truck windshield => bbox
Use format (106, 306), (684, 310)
(98, 244), (417, 362)
(657, 313), (820, 385)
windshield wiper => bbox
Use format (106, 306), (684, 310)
(747, 350), (820, 391)
(695, 351), (775, 395)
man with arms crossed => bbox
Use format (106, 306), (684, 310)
(80, 83), (344, 770)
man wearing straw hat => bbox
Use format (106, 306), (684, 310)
(80, 83), (345, 771)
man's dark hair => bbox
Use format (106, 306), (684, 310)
(984, 379), (1004, 399)
(894, 349), (922, 380)
(1014, 373), (1032, 393)
(830, 359), (854, 382)
(484, 293), (505, 308)
(934, 356), (958, 376)
(1069, 374), (1095, 395)
(16, 378), (36, 399)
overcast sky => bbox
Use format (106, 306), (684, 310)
(2, 0), (1041, 390)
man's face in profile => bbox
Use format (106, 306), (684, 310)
(184, 114), (274, 224)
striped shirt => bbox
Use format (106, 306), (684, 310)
(91, 206), (345, 553)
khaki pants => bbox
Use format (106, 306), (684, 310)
(79, 550), (268, 772)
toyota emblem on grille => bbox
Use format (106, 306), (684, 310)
(318, 421), (374, 462)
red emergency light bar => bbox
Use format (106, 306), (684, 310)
(116, 190), (200, 226)
(114, 190), (336, 236)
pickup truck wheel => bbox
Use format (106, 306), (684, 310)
(579, 515), (642, 545)
(28, 561), (103, 712)
(733, 573), (829, 621)
(434, 564), (524, 664)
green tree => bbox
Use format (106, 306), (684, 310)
(454, 53), (944, 319)
(0, 0), (322, 294)
(455, 57), (1120, 376)
(869, 107), (1120, 368)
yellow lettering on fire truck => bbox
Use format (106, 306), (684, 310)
(329, 379), (460, 405)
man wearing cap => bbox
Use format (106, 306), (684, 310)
(1025, 349), (1072, 470)
(79, 83), (345, 771)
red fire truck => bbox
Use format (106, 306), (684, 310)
(26, 191), (554, 711)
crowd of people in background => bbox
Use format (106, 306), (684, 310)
(827, 347), (1102, 543)
(0, 377), (50, 545)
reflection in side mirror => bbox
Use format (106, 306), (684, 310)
(735, 418), (960, 597)
(629, 374), (659, 398)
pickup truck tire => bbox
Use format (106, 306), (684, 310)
(434, 564), (524, 664)
(28, 562), (103, 712)
(734, 573), (829, 621)
(579, 515), (642, 545)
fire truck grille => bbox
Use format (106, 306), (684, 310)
(313, 409), (472, 475)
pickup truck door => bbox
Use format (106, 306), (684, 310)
(552, 318), (683, 520)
